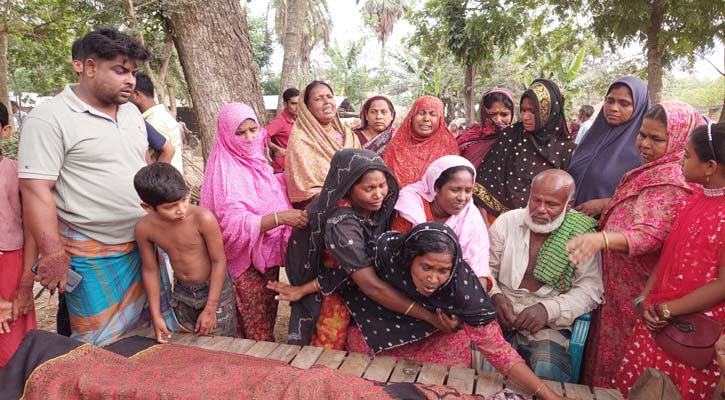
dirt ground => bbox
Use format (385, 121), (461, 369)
(34, 269), (292, 343)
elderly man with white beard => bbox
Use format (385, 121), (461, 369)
(488, 169), (603, 382)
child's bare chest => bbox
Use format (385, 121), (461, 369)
(151, 221), (205, 254)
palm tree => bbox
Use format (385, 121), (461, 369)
(360, 0), (407, 68)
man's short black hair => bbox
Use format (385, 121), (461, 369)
(78, 28), (150, 62)
(71, 38), (83, 60)
(282, 88), (300, 103)
(134, 163), (188, 208)
(134, 72), (155, 98)
(0, 102), (9, 127)
(579, 105), (594, 118)
(10, 100), (18, 109)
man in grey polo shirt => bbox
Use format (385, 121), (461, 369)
(18, 29), (151, 345)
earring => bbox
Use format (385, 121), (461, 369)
(706, 175), (711, 183)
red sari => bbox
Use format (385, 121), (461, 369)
(582, 101), (705, 387)
(383, 96), (459, 187)
(613, 190), (725, 399)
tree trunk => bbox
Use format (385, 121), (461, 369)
(464, 64), (476, 124)
(379, 39), (386, 72)
(720, 48), (725, 122)
(0, 0), (11, 128)
(167, 0), (265, 162)
(167, 82), (177, 118)
(125, 0), (173, 104)
(155, 28), (174, 106)
(278, 0), (307, 111)
(646, 0), (665, 104)
(0, 27), (10, 127)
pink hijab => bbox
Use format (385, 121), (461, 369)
(200, 103), (292, 277)
(394, 155), (491, 278)
(601, 100), (704, 227)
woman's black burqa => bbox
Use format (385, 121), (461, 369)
(285, 148), (399, 345)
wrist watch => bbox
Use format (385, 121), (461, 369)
(660, 303), (671, 319)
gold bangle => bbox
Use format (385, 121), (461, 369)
(601, 231), (610, 250)
(533, 382), (546, 396)
(404, 301), (416, 316)
(274, 212), (279, 227)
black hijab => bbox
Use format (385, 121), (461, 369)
(286, 148), (399, 345)
(342, 222), (497, 353)
(473, 78), (575, 217)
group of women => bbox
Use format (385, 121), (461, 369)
(198, 75), (725, 400)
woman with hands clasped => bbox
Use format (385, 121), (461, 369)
(611, 121), (725, 399)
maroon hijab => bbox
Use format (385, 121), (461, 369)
(457, 88), (515, 167)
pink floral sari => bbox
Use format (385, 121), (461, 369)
(582, 101), (706, 387)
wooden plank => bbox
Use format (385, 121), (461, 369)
(193, 336), (235, 351)
(314, 349), (347, 369)
(244, 341), (280, 358)
(169, 332), (199, 346)
(123, 326), (155, 339)
(267, 343), (301, 363)
(225, 338), (256, 354)
(338, 352), (371, 377)
(504, 378), (529, 397)
(446, 366), (476, 395)
(416, 363), (448, 385)
(289, 346), (324, 369)
(474, 371), (504, 398)
(363, 356), (397, 382)
(629, 368), (682, 400)
(564, 383), (594, 400)
(471, 349), (484, 371)
(542, 380), (564, 397)
(389, 359), (421, 383)
(593, 387), (625, 400)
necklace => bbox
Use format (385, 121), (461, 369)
(429, 201), (450, 223)
(703, 187), (725, 197)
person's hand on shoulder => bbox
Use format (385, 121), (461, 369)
(574, 198), (609, 218)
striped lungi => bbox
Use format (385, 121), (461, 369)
(60, 224), (146, 346)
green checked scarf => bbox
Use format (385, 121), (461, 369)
(533, 211), (597, 292)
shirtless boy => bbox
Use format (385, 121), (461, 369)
(134, 163), (236, 343)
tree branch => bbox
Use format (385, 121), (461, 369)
(124, 0), (164, 99)
(1, 0), (12, 32)
(134, 0), (158, 11)
(694, 51), (725, 76)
